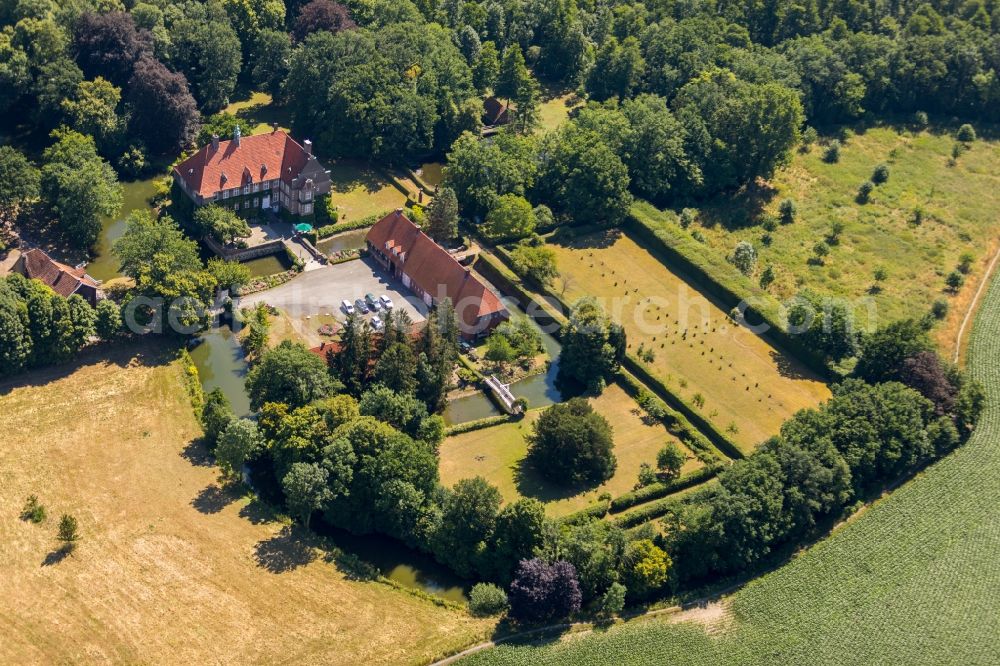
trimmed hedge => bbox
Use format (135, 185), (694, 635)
(444, 414), (516, 436)
(608, 464), (722, 513)
(557, 499), (612, 526)
(612, 486), (718, 529)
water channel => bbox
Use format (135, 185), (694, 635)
(87, 177), (161, 282)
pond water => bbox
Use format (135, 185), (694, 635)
(416, 162), (445, 188)
(87, 177), (161, 282)
(242, 252), (293, 278)
(315, 228), (368, 255)
(315, 525), (470, 603)
(444, 311), (564, 425)
(188, 325), (251, 417)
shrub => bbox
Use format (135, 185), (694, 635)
(761, 215), (778, 232)
(823, 140), (841, 163)
(912, 207), (926, 225)
(931, 298), (949, 320)
(946, 270), (965, 292)
(679, 208), (696, 229)
(800, 126), (818, 150)
(469, 583), (509, 616)
(635, 462), (657, 488)
(691, 230), (706, 243)
(857, 180), (874, 203)
(956, 124), (976, 143)
(596, 582), (627, 618)
(58, 514), (80, 549)
(730, 241), (756, 276)
(958, 252), (974, 274)
(872, 163), (890, 184)
(21, 495), (46, 523)
(913, 110), (929, 128)
(778, 198), (796, 224)
(759, 265), (775, 289)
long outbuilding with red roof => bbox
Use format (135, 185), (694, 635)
(366, 210), (508, 339)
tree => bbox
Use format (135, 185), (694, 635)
(194, 205), (251, 245)
(488, 498), (546, 583)
(57, 514), (80, 550)
(373, 342), (417, 394)
(170, 16), (242, 112)
(508, 558), (582, 623)
(433, 476), (502, 577)
(246, 340), (338, 410)
(0, 146), (40, 219)
(94, 299), (122, 341)
(786, 291), (859, 362)
(359, 385), (436, 441)
(528, 398), (616, 487)
(483, 194), (536, 241)
(484, 331), (516, 372)
(282, 462), (333, 528)
(587, 37), (645, 101)
(779, 198), (797, 224)
(730, 241), (757, 276)
(216, 418), (264, 482)
(443, 130), (538, 218)
(597, 582), (627, 618)
(474, 40), (500, 92)
(293, 0), (355, 42)
(618, 95), (701, 202)
(956, 124), (976, 142)
(510, 241), (558, 286)
(536, 124), (632, 227)
(899, 351), (959, 416)
(40, 129), (122, 249)
(251, 29), (292, 99)
(127, 56), (200, 155)
(21, 494), (46, 523)
(469, 583), (509, 616)
(559, 298), (624, 392)
(201, 388), (235, 449)
(206, 258), (251, 292)
(622, 539), (670, 599)
(656, 443), (686, 480)
(61, 78), (121, 150)
(72, 12), (151, 86)
(425, 187), (458, 242)
(854, 319), (933, 384)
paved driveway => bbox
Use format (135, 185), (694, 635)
(237, 257), (428, 325)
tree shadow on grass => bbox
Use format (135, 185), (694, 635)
(549, 227), (621, 250)
(253, 525), (316, 573)
(768, 349), (821, 381)
(698, 180), (777, 231)
(239, 495), (284, 525)
(513, 457), (595, 504)
(180, 438), (214, 468)
(191, 483), (238, 515)
(41, 545), (73, 567)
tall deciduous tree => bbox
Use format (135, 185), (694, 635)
(282, 462), (332, 528)
(528, 398), (617, 486)
(0, 146), (40, 219)
(245, 340), (339, 410)
(126, 56), (200, 155)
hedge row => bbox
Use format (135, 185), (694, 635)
(616, 370), (726, 464)
(622, 354), (744, 460)
(557, 499), (612, 526)
(313, 212), (388, 241)
(608, 464), (723, 513)
(444, 414), (516, 436)
(626, 202), (828, 376)
(611, 485), (718, 530)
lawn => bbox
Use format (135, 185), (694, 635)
(223, 91), (291, 136)
(458, 255), (1000, 665)
(547, 230), (830, 452)
(328, 161), (409, 222)
(0, 341), (492, 665)
(692, 126), (1000, 357)
(439, 383), (704, 517)
(537, 85), (583, 134)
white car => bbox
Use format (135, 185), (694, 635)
(370, 315), (384, 331)
(379, 294), (394, 310)
(341, 299), (355, 315)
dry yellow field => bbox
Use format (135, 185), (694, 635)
(440, 383), (703, 517)
(548, 231), (830, 451)
(0, 342), (491, 665)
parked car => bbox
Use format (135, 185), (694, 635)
(379, 294), (394, 309)
(370, 315), (383, 331)
(355, 298), (369, 314)
(459, 342), (473, 354)
(365, 293), (379, 309)
(341, 299), (355, 315)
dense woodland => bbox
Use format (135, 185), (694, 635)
(0, 0), (996, 625)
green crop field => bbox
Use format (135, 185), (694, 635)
(439, 384), (703, 517)
(547, 230), (830, 452)
(692, 126), (1000, 357)
(458, 271), (1000, 665)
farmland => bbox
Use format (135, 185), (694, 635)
(439, 383), (704, 517)
(546, 230), (830, 452)
(458, 269), (1000, 665)
(691, 126), (1000, 356)
(0, 342), (492, 665)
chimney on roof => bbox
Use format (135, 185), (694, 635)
(261, 163), (267, 175)
(211, 134), (219, 151)
(396, 208), (404, 215)
(271, 122), (278, 133)
(303, 139), (312, 155)
(233, 125), (241, 147)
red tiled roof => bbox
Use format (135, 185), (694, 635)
(17, 248), (99, 298)
(366, 211), (507, 332)
(173, 130), (310, 199)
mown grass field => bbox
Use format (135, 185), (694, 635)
(439, 383), (703, 517)
(536, 85), (582, 134)
(0, 341), (492, 665)
(328, 161), (409, 222)
(547, 230), (830, 452)
(694, 126), (1000, 356)
(459, 270), (1000, 665)
(223, 91), (291, 135)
